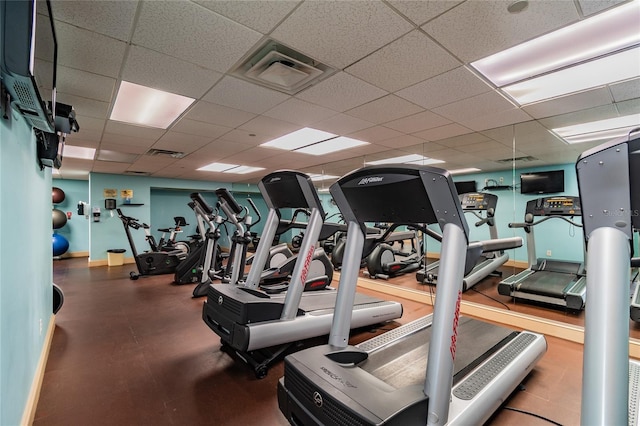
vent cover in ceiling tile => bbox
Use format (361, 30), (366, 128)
(496, 155), (538, 163)
(145, 149), (185, 159)
(124, 170), (151, 176)
(232, 40), (336, 95)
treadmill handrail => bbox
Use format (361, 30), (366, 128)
(509, 215), (583, 229)
(469, 236), (523, 253)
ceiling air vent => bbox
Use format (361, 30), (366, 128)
(124, 170), (151, 176)
(146, 149), (185, 159)
(496, 155), (539, 163)
(232, 39), (336, 95)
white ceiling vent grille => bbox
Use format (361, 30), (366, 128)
(146, 149), (185, 159)
(232, 40), (336, 95)
(124, 170), (151, 176)
(496, 155), (539, 163)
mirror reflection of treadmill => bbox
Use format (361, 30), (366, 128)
(278, 165), (546, 425)
(417, 192), (513, 291)
(497, 196), (586, 311)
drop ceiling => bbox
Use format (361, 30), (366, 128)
(44, 0), (639, 183)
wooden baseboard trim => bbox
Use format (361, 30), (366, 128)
(357, 277), (640, 358)
(20, 313), (55, 426)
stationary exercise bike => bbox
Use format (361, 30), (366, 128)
(117, 209), (187, 280)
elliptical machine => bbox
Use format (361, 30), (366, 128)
(363, 226), (423, 280)
(117, 209), (187, 280)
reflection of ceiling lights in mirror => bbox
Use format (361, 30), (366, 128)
(260, 128), (368, 155)
(110, 81), (195, 129)
(449, 168), (482, 175)
(552, 114), (640, 144)
(64, 146), (96, 160)
(308, 173), (339, 181)
(197, 162), (264, 174)
(366, 154), (444, 166)
(471, 0), (640, 104)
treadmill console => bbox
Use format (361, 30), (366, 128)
(459, 192), (498, 211)
(526, 196), (581, 216)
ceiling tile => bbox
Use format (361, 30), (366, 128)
(170, 119), (232, 139)
(412, 123), (473, 142)
(616, 98), (640, 116)
(312, 114), (375, 136)
(194, 0), (300, 34)
(348, 126), (403, 143)
(55, 93), (110, 120)
(64, 136), (99, 149)
(578, 0), (628, 16)
(537, 104), (620, 129)
(185, 101), (256, 128)
(56, 66), (116, 102)
(462, 140), (508, 153)
(396, 67), (491, 110)
(296, 72), (387, 112)
(92, 161), (133, 174)
(51, 0), (138, 41)
(122, 46), (223, 99)
(151, 132), (213, 154)
(271, 1), (413, 68)
(385, 111), (452, 134)
(346, 95), (424, 124)
(610, 78), (640, 103)
(220, 148), (280, 163)
(523, 88), (614, 119)
(192, 139), (255, 158)
(237, 115), (300, 138)
(74, 116), (106, 133)
(346, 30), (461, 92)
(203, 77), (290, 114)
(387, 0), (464, 26)
(220, 129), (275, 146)
(55, 21), (127, 77)
(96, 150), (139, 163)
(132, 1), (262, 73)
(460, 108), (533, 132)
(375, 134), (426, 149)
(422, 1), (580, 62)
(437, 132), (492, 148)
(263, 98), (337, 126)
(433, 91), (518, 123)
(104, 121), (166, 140)
(98, 141), (152, 155)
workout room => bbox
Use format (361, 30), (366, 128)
(1, 0), (639, 425)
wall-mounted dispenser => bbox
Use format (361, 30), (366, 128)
(105, 198), (116, 210)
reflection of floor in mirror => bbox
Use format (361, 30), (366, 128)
(357, 261), (640, 341)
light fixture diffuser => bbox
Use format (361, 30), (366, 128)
(110, 81), (195, 129)
(261, 128), (337, 151)
(552, 114), (640, 144)
(449, 168), (482, 175)
(366, 154), (441, 165)
(308, 173), (339, 181)
(223, 165), (265, 174)
(197, 162), (239, 172)
(295, 136), (368, 156)
(63, 145), (96, 160)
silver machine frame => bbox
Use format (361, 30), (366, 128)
(575, 130), (640, 424)
(277, 164), (547, 425)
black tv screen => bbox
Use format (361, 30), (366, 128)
(455, 180), (477, 194)
(520, 170), (564, 194)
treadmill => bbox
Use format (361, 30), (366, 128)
(497, 196), (586, 311)
(278, 164), (547, 426)
(417, 192), (516, 291)
(201, 170), (403, 378)
(574, 129), (640, 423)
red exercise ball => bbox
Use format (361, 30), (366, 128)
(52, 187), (66, 204)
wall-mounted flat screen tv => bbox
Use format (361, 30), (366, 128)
(520, 170), (564, 194)
(1, 0), (57, 133)
(455, 180), (477, 194)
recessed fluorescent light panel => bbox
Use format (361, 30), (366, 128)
(471, 0), (640, 104)
(552, 114), (640, 144)
(197, 162), (265, 174)
(449, 168), (481, 175)
(110, 81), (195, 129)
(366, 154), (444, 166)
(63, 145), (96, 160)
(260, 128), (369, 155)
(308, 173), (339, 181)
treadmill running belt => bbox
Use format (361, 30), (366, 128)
(360, 317), (515, 389)
(514, 270), (577, 298)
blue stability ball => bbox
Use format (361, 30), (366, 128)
(52, 233), (69, 256)
(52, 208), (67, 229)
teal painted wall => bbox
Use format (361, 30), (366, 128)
(52, 179), (89, 253)
(88, 173), (232, 261)
(0, 109), (53, 425)
(440, 163), (584, 264)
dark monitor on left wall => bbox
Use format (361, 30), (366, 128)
(1, 0), (57, 133)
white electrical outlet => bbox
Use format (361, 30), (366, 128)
(39, 318), (43, 335)
(499, 177), (504, 184)
(546, 250), (552, 257)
